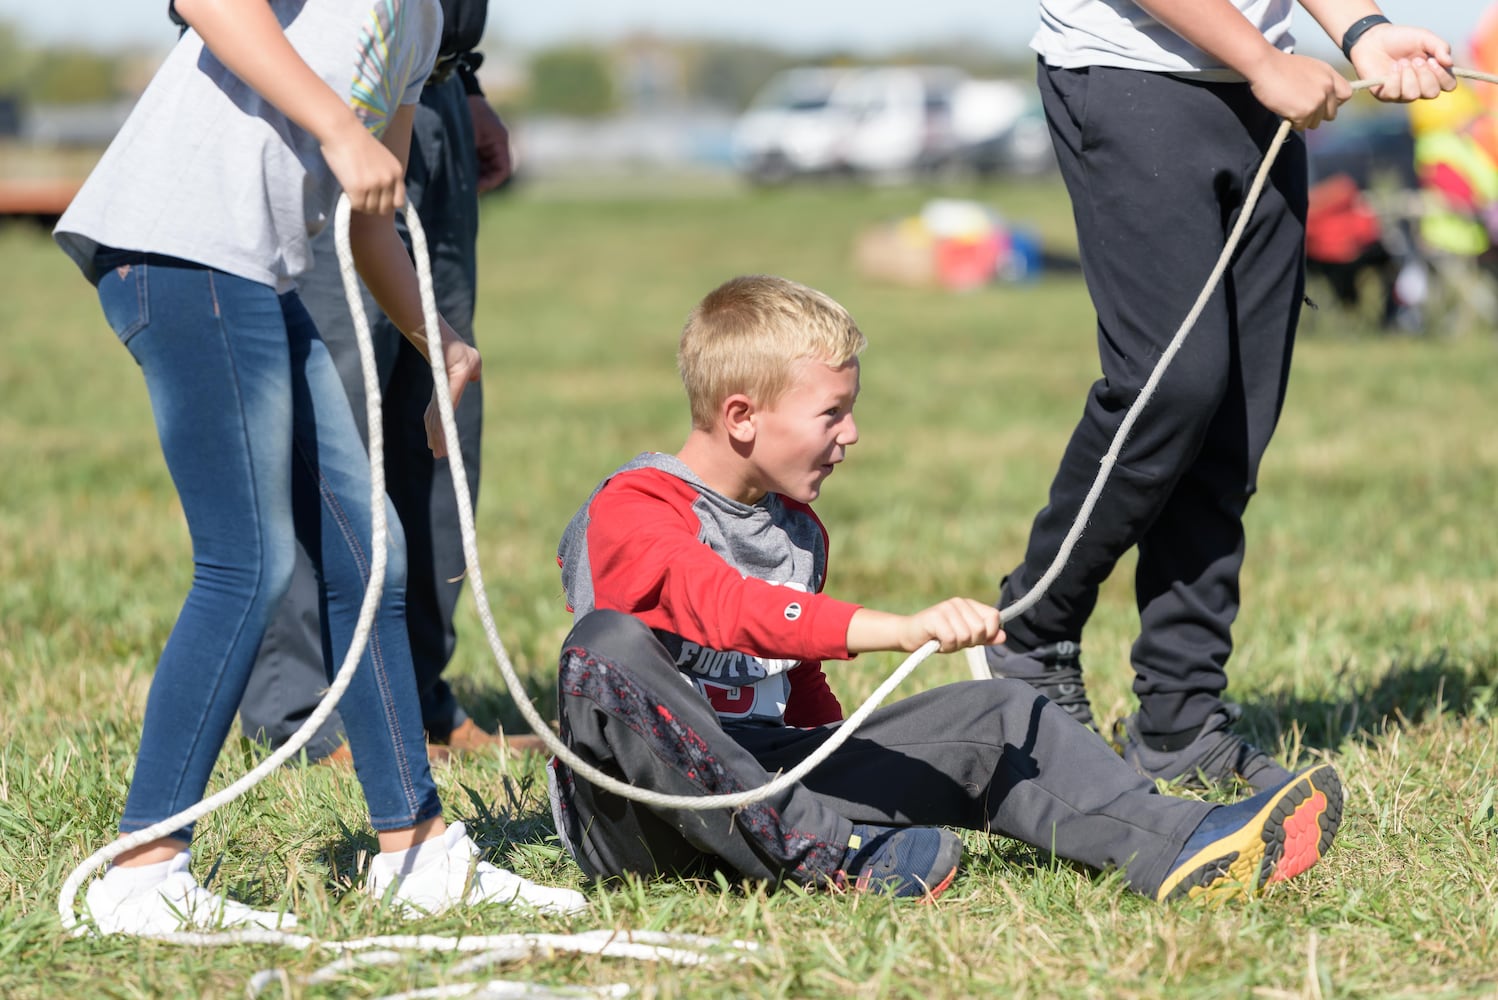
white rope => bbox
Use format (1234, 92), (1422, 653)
(60, 66), (1498, 931)
(242, 931), (753, 998)
(364, 983), (630, 1000)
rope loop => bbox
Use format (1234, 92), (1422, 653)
(58, 67), (1498, 933)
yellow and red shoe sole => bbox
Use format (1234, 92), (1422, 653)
(1157, 763), (1343, 903)
(919, 864), (959, 904)
(835, 859), (961, 904)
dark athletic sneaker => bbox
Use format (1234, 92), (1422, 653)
(985, 640), (1095, 729)
(1156, 763), (1343, 902)
(836, 825), (962, 901)
(1114, 704), (1293, 792)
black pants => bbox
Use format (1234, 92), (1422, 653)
(550, 611), (1210, 898)
(1001, 63), (1308, 740)
(238, 76), (483, 755)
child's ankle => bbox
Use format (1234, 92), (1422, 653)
(376, 816), (446, 855)
(376, 826), (453, 873)
(101, 851), (188, 891)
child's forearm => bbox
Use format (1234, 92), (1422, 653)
(846, 599), (1003, 656)
(343, 102), (450, 355)
(1300, 2), (1455, 100)
(176, 0), (406, 213)
(845, 609), (911, 655)
(347, 211), (456, 357)
(172, 0), (364, 149)
(349, 208), (480, 459)
(1297, 0), (1386, 55)
(1138, 0), (1356, 128)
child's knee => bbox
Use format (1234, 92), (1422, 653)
(563, 609), (657, 665)
(257, 535), (299, 610)
(1169, 372), (1230, 427)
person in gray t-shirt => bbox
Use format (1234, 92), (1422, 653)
(55, 0), (584, 936)
(986, 1), (1455, 789)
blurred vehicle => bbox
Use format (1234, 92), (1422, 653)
(729, 67), (855, 185)
(832, 65), (966, 178)
(731, 66), (1046, 185)
(955, 89), (1055, 177)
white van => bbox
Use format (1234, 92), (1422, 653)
(832, 66), (967, 178)
(732, 66), (1040, 184)
(729, 68), (856, 185)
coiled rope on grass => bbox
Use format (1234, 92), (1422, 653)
(57, 66), (1498, 941)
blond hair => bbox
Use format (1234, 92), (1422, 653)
(678, 275), (867, 429)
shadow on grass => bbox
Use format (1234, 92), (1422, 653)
(449, 772), (566, 852)
(1239, 648), (1498, 757)
(297, 764), (563, 905)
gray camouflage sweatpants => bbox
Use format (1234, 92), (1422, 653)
(549, 610), (1212, 897)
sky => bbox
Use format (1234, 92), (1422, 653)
(0, 1), (1492, 57)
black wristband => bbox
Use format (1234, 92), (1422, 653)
(1340, 14), (1391, 61)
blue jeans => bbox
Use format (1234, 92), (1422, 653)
(95, 252), (442, 837)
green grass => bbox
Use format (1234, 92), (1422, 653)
(2, 175), (1496, 998)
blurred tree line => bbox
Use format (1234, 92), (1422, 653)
(512, 36), (1033, 118)
(0, 19), (1033, 117)
(518, 37), (1034, 117)
(1, 22), (133, 106)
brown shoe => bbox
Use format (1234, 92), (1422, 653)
(317, 741), (452, 767)
(439, 718), (550, 755)
(318, 742), (355, 769)
(500, 728), (551, 754)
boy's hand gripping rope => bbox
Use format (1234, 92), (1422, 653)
(58, 68), (1498, 936)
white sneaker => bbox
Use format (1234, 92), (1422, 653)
(366, 821), (588, 916)
(84, 852), (298, 936)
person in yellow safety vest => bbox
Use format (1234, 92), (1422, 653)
(1408, 4), (1498, 257)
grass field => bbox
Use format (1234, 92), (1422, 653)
(1, 176), (1495, 999)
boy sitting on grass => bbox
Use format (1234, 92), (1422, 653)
(546, 274), (1341, 902)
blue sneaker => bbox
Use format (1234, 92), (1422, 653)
(1156, 764), (1343, 903)
(836, 825), (962, 901)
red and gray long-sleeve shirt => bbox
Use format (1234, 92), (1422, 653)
(557, 452), (856, 728)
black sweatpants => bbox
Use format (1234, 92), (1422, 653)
(550, 611), (1211, 898)
(1000, 62), (1309, 740)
